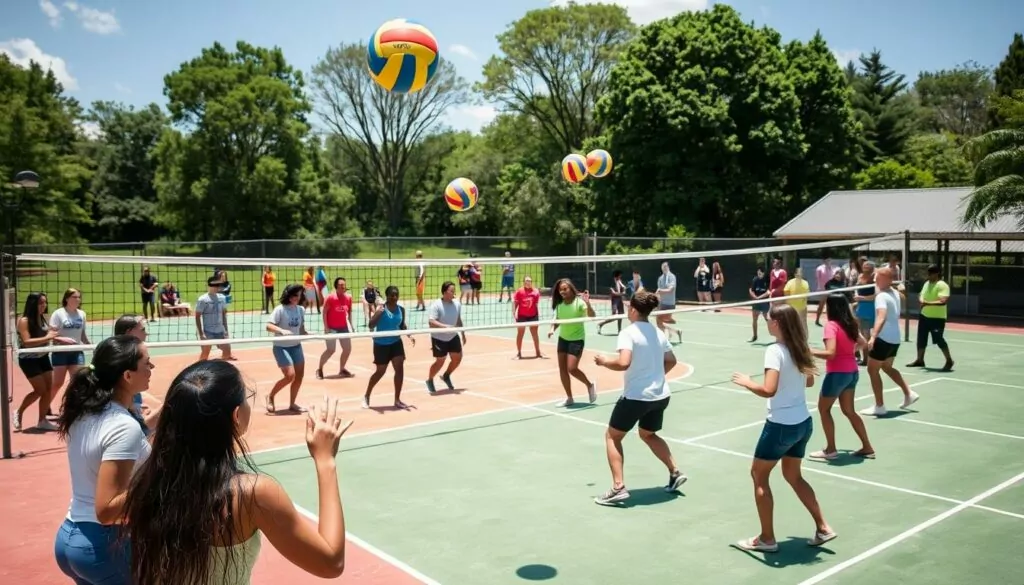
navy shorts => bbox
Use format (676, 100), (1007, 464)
(753, 417), (813, 461)
(820, 371), (859, 398)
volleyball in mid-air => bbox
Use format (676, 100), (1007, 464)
(366, 19), (440, 94)
(585, 149), (613, 178)
(561, 154), (588, 183)
(445, 178), (479, 212)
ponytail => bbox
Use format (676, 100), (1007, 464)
(56, 335), (145, 441)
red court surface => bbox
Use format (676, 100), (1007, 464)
(1, 333), (654, 584)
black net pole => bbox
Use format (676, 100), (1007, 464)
(1, 251), (14, 459)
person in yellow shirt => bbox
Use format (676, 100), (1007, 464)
(906, 264), (954, 371)
(784, 267), (810, 332)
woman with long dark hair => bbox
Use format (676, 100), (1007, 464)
(52, 335), (153, 585)
(14, 292), (58, 431)
(123, 360), (351, 585)
(731, 304), (835, 552)
(265, 283), (308, 414)
(809, 294), (874, 461)
(547, 278), (597, 407)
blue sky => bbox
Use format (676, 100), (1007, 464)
(1, 0), (1020, 137)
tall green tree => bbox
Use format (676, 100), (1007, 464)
(962, 90), (1024, 229)
(478, 2), (635, 154)
(852, 51), (917, 164)
(915, 61), (993, 137)
(783, 32), (861, 204)
(310, 44), (469, 232)
(84, 101), (167, 242)
(900, 132), (972, 187)
(991, 33), (1024, 128)
(153, 41), (334, 242)
(589, 4), (804, 237)
(0, 55), (92, 247)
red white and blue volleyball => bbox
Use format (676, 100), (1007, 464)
(366, 19), (440, 94)
(585, 149), (613, 178)
(445, 178), (479, 212)
(561, 154), (588, 183)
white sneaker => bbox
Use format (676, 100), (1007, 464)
(361, 397), (369, 409)
(587, 383), (597, 404)
(556, 398), (575, 407)
(860, 404), (887, 416)
(901, 391), (920, 409)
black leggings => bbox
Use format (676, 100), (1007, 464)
(916, 315), (948, 350)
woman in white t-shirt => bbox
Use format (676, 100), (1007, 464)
(731, 303), (836, 553)
(49, 288), (92, 415)
(53, 335), (154, 585)
(265, 283), (309, 414)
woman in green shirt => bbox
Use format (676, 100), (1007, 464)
(547, 278), (598, 407)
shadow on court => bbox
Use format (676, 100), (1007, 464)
(730, 537), (837, 568)
(601, 487), (685, 508)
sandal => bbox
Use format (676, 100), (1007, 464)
(288, 404), (308, 413)
(853, 449), (876, 459)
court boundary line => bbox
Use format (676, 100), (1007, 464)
(937, 376), (1024, 390)
(794, 469), (1024, 585)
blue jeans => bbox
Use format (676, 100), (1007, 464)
(54, 518), (131, 585)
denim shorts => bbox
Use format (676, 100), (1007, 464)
(821, 371), (859, 398)
(753, 417), (813, 461)
(51, 350), (86, 368)
(54, 517), (131, 585)
(273, 344), (305, 368)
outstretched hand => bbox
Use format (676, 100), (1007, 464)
(305, 396), (353, 463)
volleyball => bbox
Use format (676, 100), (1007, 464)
(561, 154), (588, 183)
(366, 19), (440, 94)
(585, 149), (613, 178)
(445, 178), (479, 212)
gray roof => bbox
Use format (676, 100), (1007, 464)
(774, 187), (1024, 240)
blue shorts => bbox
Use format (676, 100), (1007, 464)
(204, 331), (227, 340)
(273, 344), (305, 368)
(821, 371), (859, 398)
(752, 303), (769, 314)
(51, 350), (85, 368)
(753, 417), (813, 461)
(501, 275), (514, 288)
(54, 518), (131, 585)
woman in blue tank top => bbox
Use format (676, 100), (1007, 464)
(363, 285), (415, 410)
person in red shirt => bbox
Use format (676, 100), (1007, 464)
(768, 256), (788, 305)
(316, 277), (355, 379)
(513, 276), (544, 359)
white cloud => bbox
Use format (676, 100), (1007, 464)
(832, 49), (862, 66)
(39, 0), (62, 27)
(449, 44), (477, 60)
(77, 120), (102, 139)
(551, 0), (708, 25)
(63, 2), (121, 35)
(114, 82), (131, 94)
(446, 104), (498, 134)
(0, 38), (78, 90)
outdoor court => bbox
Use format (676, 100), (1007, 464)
(2, 303), (1023, 584)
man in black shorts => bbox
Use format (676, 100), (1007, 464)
(592, 291), (688, 505)
(426, 281), (467, 394)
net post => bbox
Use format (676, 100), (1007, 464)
(903, 229), (911, 342)
(1, 251), (13, 459)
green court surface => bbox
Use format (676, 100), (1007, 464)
(252, 309), (1024, 585)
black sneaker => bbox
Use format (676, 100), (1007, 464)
(440, 372), (454, 390)
(665, 471), (688, 492)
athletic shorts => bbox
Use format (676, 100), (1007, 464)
(869, 339), (900, 362)
(557, 338), (584, 358)
(431, 336), (463, 358)
(609, 396), (670, 433)
(18, 355), (52, 379)
(754, 417), (813, 461)
(373, 341), (405, 365)
(516, 314), (538, 323)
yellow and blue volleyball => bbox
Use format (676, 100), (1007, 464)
(585, 149), (613, 178)
(561, 154), (588, 183)
(445, 178), (479, 212)
(366, 19), (440, 94)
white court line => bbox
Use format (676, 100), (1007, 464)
(293, 504), (442, 585)
(938, 376), (1024, 390)
(795, 470), (1024, 585)
(896, 418), (1024, 441)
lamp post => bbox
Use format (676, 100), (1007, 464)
(2, 169), (39, 459)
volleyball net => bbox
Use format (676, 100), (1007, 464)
(6, 234), (908, 357)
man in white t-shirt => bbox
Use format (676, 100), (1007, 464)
(426, 281), (467, 394)
(592, 291), (687, 506)
(860, 266), (919, 417)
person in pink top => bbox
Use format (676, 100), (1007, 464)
(809, 293), (874, 461)
(316, 277), (355, 380)
(512, 276), (544, 359)
(768, 256), (787, 304)
(813, 256), (838, 326)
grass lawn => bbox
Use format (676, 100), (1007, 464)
(13, 243), (543, 321)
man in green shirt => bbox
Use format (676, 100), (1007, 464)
(907, 264), (954, 371)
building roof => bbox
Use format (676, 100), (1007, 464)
(774, 187), (1024, 240)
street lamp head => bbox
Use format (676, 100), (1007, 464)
(12, 170), (40, 189)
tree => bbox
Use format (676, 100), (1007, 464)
(588, 4), (804, 237)
(962, 90), (1024, 229)
(478, 2), (635, 154)
(310, 44), (469, 232)
(991, 33), (1024, 128)
(900, 132), (972, 187)
(915, 61), (993, 137)
(853, 160), (936, 190)
(84, 101), (168, 242)
(783, 32), (861, 205)
(851, 51), (917, 164)
(0, 54), (92, 246)
(153, 41), (323, 242)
